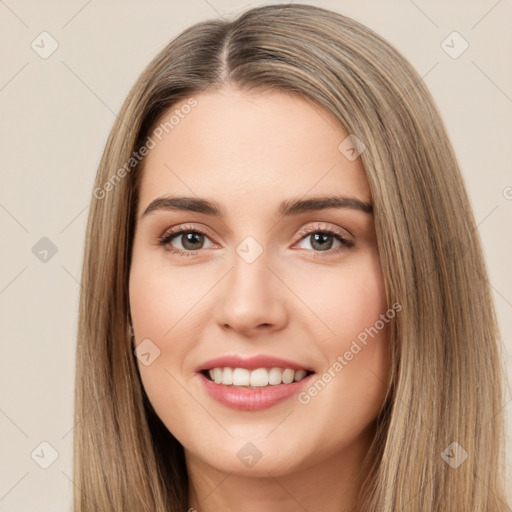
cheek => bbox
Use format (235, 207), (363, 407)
(335, 270), (388, 346)
(128, 248), (209, 341)
(294, 252), (391, 424)
(128, 249), (214, 431)
(128, 253), (179, 383)
(293, 251), (388, 345)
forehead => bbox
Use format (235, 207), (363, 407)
(137, 86), (371, 214)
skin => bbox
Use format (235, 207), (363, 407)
(129, 84), (391, 512)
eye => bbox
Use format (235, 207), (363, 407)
(294, 223), (354, 257)
(157, 222), (355, 258)
(158, 224), (215, 256)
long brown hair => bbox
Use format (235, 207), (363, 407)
(74, 4), (510, 510)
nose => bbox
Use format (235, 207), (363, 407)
(214, 247), (288, 337)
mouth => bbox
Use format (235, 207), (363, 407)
(198, 366), (316, 411)
(200, 367), (315, 388)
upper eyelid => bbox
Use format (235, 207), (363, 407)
(296, 222), (353, 240)
(160, 223), (216, 242)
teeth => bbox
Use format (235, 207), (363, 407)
(268, 367), (282, 385)
(212, 368), (222, 384)
(250, 368), (269, 387)
(207, 367), (310, 387)
(282, 368), (294, 384)
(294, 369), (307, 382)
(233, 368), (250, 386)
(222, 367), (233, 385)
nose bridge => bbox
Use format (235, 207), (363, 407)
(230, 235), (275, 307)
(214, 234), (287, 333)
(232, 236), (270, 294)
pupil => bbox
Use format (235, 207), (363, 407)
(312, 233), (332, 250)
(183, 232), (203, 250)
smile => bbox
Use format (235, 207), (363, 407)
(204, 367), (312, 387)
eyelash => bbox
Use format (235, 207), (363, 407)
(157, 223), (355, 258)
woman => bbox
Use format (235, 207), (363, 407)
(74, 4), (510, 511)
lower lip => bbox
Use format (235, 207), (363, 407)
(198, 372), (314, 411)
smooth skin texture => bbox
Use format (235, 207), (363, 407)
(129, 85), (391, 512)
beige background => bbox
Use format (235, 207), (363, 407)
(0, 0), (511, 510)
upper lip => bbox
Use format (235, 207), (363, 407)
(196, 355), (315, 373)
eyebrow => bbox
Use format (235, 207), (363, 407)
(141, 194), (373, 219)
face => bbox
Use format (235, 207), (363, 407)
(129, 85), (391, 477)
